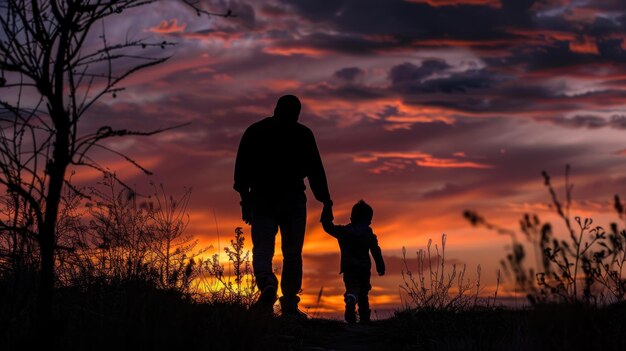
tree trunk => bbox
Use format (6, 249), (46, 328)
(37, 120), (69, 329)
(37, 10), (72, 322)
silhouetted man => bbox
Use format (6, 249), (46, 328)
(234, 95), (333, 317)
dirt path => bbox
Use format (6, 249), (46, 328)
(279, 318), (396, 351)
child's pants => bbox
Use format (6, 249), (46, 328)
(343, 271), (372, 319)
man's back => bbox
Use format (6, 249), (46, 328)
(234, 117), (331, 205)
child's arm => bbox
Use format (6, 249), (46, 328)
(321, 218), (347, 239)
(320, 206), (347, 239)
(370, 234), (385, 276)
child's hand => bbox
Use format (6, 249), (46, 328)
(320, 204), (334, 222)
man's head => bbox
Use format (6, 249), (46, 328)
(273, 95), (301, 123)
(350, 200), (374, 225)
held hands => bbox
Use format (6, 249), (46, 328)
(320, 203), (334, 223)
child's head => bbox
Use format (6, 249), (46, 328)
(350, 200), (373, 225)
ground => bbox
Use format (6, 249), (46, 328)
(3, 285), (626, 351)
(275, 305), (626, 351)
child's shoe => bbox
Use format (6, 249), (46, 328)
(359, 308), (371, 324)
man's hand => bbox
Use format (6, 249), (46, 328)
(240, 200), (252, 225)
(320, 203), (333, 223)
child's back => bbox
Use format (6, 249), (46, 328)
(323, 221), (384, 275)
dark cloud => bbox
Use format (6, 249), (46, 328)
(421, 70), (496, 93)
(610, 115), (626, 129)
(213, 0), (257, 29)
(279, 0), (531, 40)
(260, 4), (289, 17)
(247, 0), (540, 60)
(509, 40), (626, 71)
(540, 115), (609, 129)
(537, 114), (626, 130)
(270, 0), (626, 72)
(390, 60), (450, 84)
(334, 67), (365, 81)
(389, 60), (499, 94)
(269, 32), (409, 55)
(308, 84), (387, 101)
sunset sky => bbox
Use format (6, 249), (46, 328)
(71, 0), (626, 316)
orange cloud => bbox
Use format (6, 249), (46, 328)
(413, 38), (518, 48)
(303, 98), (456, 128)
(262, 46), (328, 57)
(149, 19), (186, 34)
(354, 151), (492, 172)
(569, 35), (600, 55)
(354, 151), (431, 163)
(211, 73), (233, 82)
(265, 79), (302, 91)
(181, 30), (244, 45)
(508, 28), (577, 43)
(506, 28), (605, 57)
(416, 157), (493, 169)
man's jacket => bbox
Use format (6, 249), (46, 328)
(234, 117), (332, 207)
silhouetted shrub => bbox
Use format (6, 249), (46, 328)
(52, 175), (203, 294)
(200, 227), (259, 307)
(401, 233), (499, 311)
(466, 165), (626, 304)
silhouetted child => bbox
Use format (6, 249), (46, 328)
(320, 200), (385, 324)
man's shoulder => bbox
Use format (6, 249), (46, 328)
(248, 117), (273, 129)
(243, 117), (273, 136)
(294, 123), (316, 140)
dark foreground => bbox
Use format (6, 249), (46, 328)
(2, 286), (626, 351)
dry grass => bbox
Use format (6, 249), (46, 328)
(400, 233), (499, 312)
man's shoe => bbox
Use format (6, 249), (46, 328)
(282, 308), (308, 321)
(279, 295), (308, 320)
(250, 286), (277, 315)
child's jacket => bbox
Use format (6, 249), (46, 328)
(321, 220), (385, 275)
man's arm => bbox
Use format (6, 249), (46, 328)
(234, 128), (253, 224)
(370, 235), (385, 276)
(305, 128), (332, 207)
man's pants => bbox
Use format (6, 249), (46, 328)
(251, 193), (307, 298)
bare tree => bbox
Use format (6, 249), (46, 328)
(0, 0), (229, 322)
